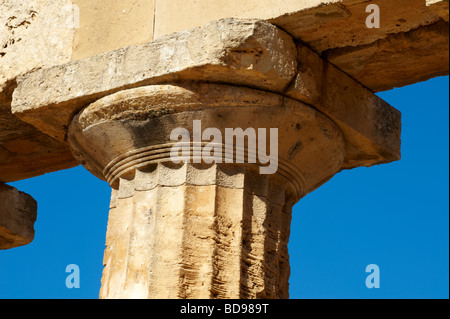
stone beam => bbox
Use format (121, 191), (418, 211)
(11, 19), (400, 171)
(153, 0), (449, 92)
(286, 45), (401, 169)
(0, 81), (77, 183)
(0, 183), (37, 249)
(273, 0), (449, 91)
(323, 19), (449, 92)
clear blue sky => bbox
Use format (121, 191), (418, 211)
(0, 76), (448, 299)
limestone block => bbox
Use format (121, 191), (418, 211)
(0, 0), (78, 182)
(271, 0), (449, 91)
(12, 19), (297, 142)
(71, 0), (155, 60)
(324, 20), (449, 92)
(0, 0), (159, 183)
(11, 18), (401, 171)
(427, 0), (449, 21)
(2, 0), (446, 183)
(153, 0), (346, 39)
(271, 0), (443, 53)
(0, 82), (77, 183)
(152, 0), (449, 92)
(11, 18), (400, 170)
(287, 44), (401, 168)
(0, 183), (37, 249)
(0, 0), (74, 93)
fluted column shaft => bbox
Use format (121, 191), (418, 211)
(100, 163), (293, 298)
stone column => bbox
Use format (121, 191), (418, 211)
(10, 18), (400, 299)
(67, 83), (346, 299)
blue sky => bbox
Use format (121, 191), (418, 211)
(0, 76), (448, 299)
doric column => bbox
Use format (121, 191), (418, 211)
(12, 18), (400, 299)
(67, 83), (346, 298)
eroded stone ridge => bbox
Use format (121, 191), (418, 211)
(0, 0), (73, 91)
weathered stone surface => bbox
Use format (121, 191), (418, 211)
(152, 0), (449, 92)
(153, 0), (347, 38)
(67, 83), (346, 298)
(101, 163), (292, 299)
(0, 0), (78, 182)
(0, 0), (160, 183)
(287, 44), (401, 169)
(11, 18), (401, 171)
(0, 183), (37, 249)
(12, 19), (297, 142)
(271, 0), (443, 54)
(2, 0), (447, 184)
(271, 0), (449, 91)
(0, 0), (74, 92)
(0, 123), (78, 183)
(0, 0), (444, 298)
(71, 0), (155, 60)
(427, 0), (449, 21)
(323, 20), (449, 91)
(9, 20), (400, 172)
(0, 81), (77, 183)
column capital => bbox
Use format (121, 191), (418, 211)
(68, 83), (345, 200)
